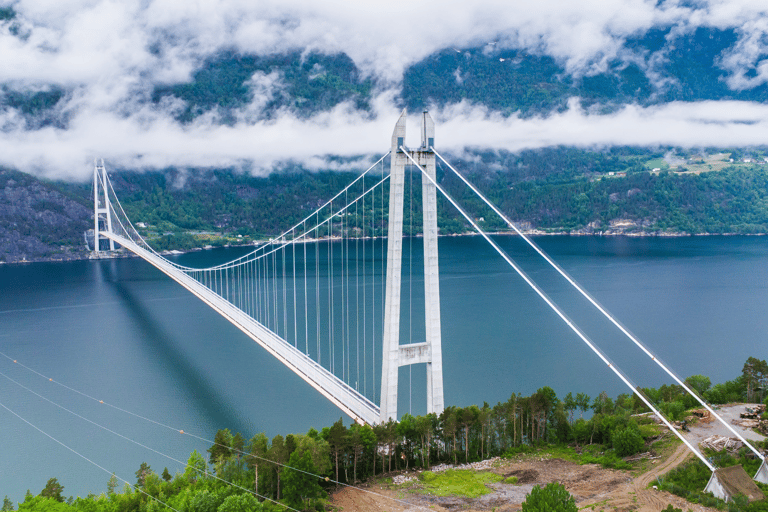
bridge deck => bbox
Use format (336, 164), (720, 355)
(102, 232), (381, 425)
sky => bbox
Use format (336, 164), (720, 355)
(2, 0), (768, 180)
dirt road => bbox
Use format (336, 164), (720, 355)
(331, 408), (766, 512)
(575, 444), (717, 512)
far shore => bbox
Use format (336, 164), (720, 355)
(2, 230), (767, 266)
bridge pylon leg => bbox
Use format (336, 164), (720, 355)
(93, 159), (115, 252)
(380, 110), (444, 423)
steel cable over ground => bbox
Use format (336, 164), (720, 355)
(0, 400), (183, 512)
(0, 351), (433, 511)
(433, 148), (765, 463)
(402, 146), (715, 472)
(0, 368), (300, 511)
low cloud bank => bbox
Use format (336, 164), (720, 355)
(3, 96), (768, 181)
(2, 0), (768, 179)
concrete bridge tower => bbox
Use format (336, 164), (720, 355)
(380, 110), (444, 423)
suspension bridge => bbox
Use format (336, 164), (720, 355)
(93, 110), (768, 486)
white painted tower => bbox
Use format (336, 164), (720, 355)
(380, 110), (444, 423)
(93, 159), (115, 252)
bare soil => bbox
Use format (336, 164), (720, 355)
(331, 405), (767, 512)
(331, 448), (714, 512)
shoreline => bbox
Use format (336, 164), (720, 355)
(2, 230), (767, 266)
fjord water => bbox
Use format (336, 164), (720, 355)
(1, 235), (768, 502)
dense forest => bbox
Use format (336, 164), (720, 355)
(3, 356), (767, 511)
(95, 146), (768, 243)
(6, 146), (768, 263)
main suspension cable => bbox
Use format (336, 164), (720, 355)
(432, 148), (764, 462)
(402, 147), (715, 472)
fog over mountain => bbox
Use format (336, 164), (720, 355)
(2, 0), (768, 179)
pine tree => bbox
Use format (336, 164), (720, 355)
(39, 478), (64, 502)
(282, 451), (324, 510)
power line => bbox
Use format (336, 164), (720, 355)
(0, 352), (431, 511)
(0, 367), (303, 511)
(0, 399), (182, 512)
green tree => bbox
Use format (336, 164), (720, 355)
(2, 496), (14, 511)
(184, 449), (207, 483)
(521, 482), (577, 512)
(39, 478), (64, 502)
(743, 357), (768, 402)
(396, 414), (418, 470)
(294, 433), (332, 476)
(563, 392), (576, 424)
(246, 433), (269, 496)
(591, 391), (614, 415)
(188, 489), (220, 512)
(415, 413), (436, 469)
(217, 493), (262, 512)
(612, 425), (645, 456)
(666, 401), (686, 421)
(478, 403), (492, 459)
(135, 462), (152, 487)
(348, 423), (374, 483)
(231, 432), (246, 463)
(457, 405), (480, 462)
(208, 428), (233, 467)
(684, 374), (711, 397)
(326, 418), (348, 483)
(282, 450), (324, 510)
(440, 407), (459, 465)
(268, 434), (288, 499)
(106, 473), (118, 495)
(161, 467), (172, 482)
(17, 497), (71, 512)
(575, 392), (590, 419)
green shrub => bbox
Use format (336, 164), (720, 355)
(504, 476), (518, 484)
(502, 445), (536, 458)
(667, 401), (686, 421)
(521, 482), (577, 512)
(613, 426), (645, 457)
(638, 423), (661, 439)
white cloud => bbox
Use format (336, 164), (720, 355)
(2, 0), (768, 179)
(3, 0), (768, 85)
(3, 95), (768, 181)
(436, 99), (768, 150)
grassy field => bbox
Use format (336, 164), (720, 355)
(414, 469), (503, 498)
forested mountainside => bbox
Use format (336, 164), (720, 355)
(5, 5), (768, 264)
(5, 146), (768, 264)
(3, 22), (768, 128)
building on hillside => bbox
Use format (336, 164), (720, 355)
(704, 465), (764, 503)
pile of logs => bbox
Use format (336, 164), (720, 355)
(700, 435), (743, 453)
(690, 409), (714, 423)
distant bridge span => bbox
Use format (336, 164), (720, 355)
(100, 231), (380, 425)
(93, 111), (768, 486)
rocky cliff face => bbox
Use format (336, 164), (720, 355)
(0, 169), (91, 263)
